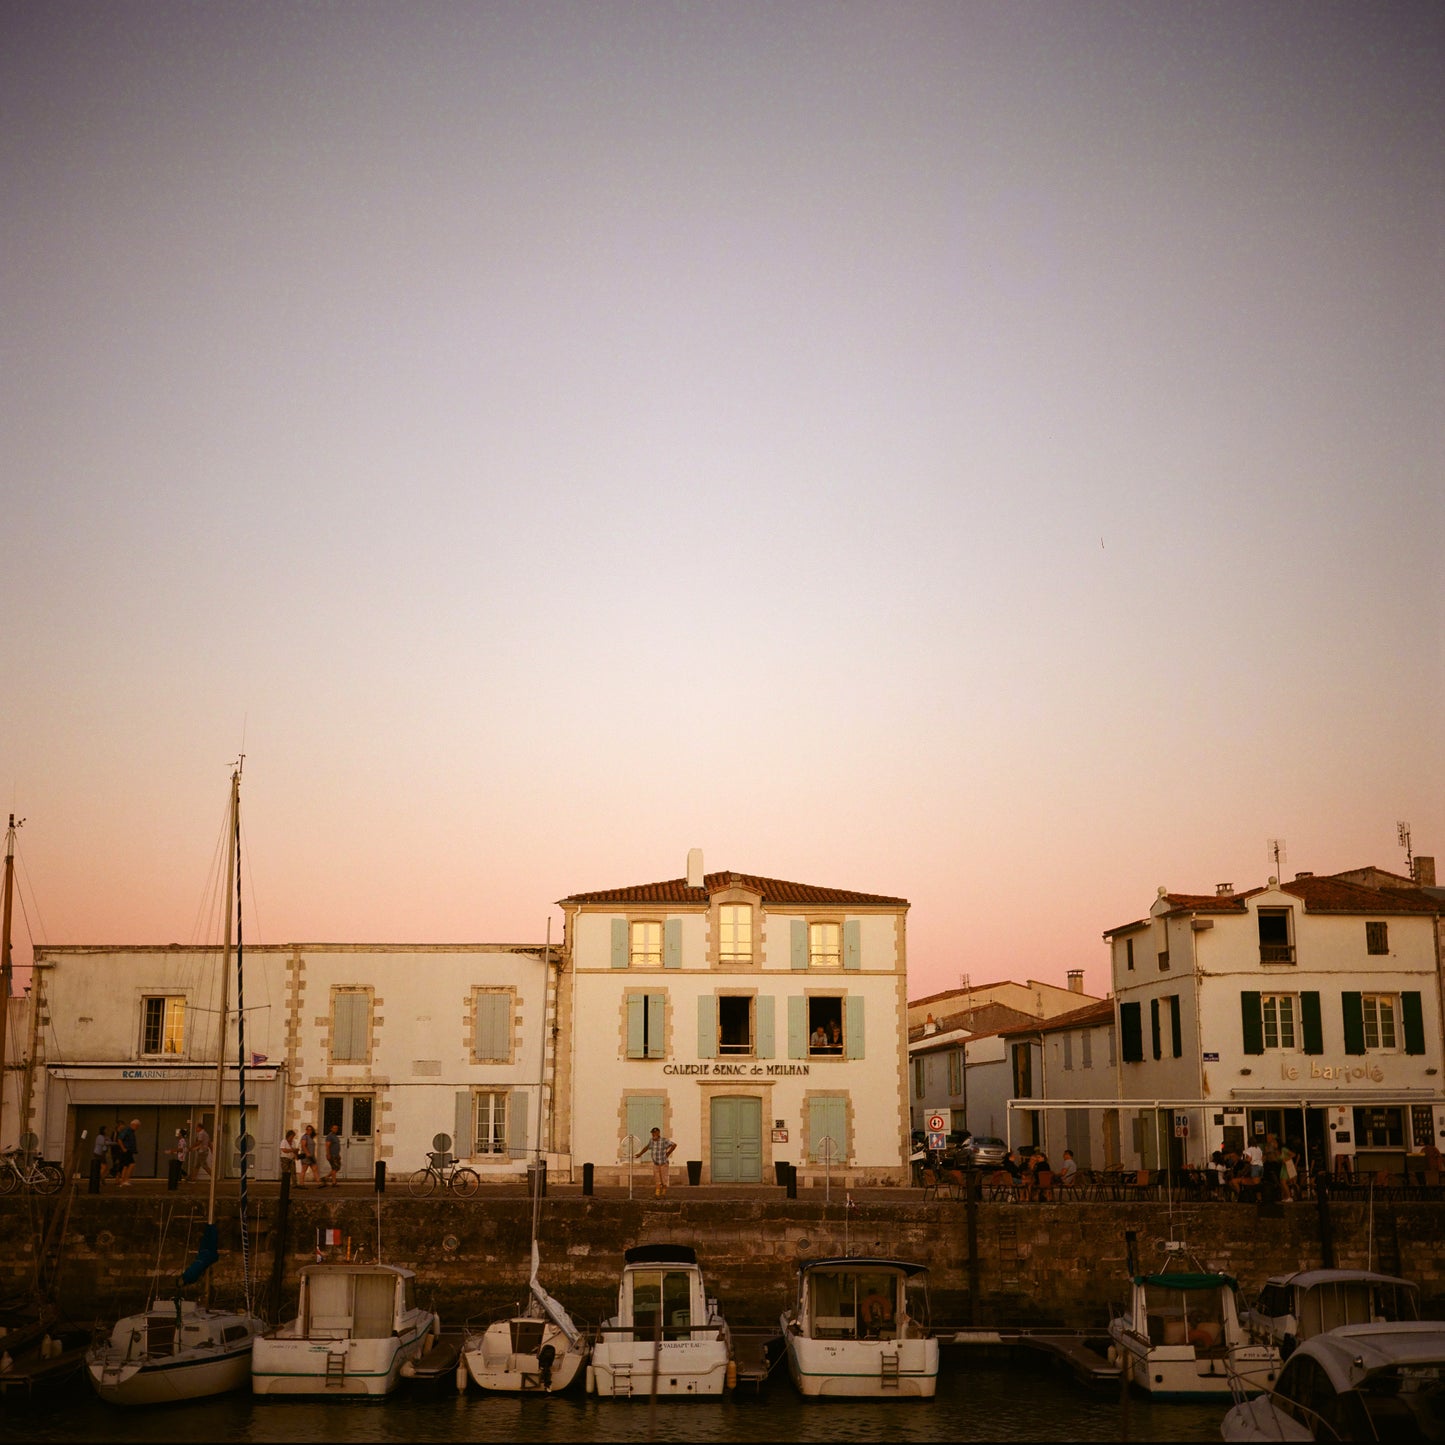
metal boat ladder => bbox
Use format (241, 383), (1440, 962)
(324, 1346), (347, 1389)
(611, 1361), (633, 1396)
(880, 1351), (901, 1388)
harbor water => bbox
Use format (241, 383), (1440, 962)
(6, 1347), (1229, 1442)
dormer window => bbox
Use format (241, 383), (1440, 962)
(1258, 908), (1294, 965)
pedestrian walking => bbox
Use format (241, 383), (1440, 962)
(324, 1123), (342, 1187)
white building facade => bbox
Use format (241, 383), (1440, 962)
(1104, 870), (1444, 1176)
(558, 852), (912, 1186)
(27, 942), (557, 1180)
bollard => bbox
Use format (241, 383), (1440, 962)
(167, 1158), (183, 1191)
(785, 1162), (797, 1199)
(89, 1157), (103, 1195)
(374, 1160), (386, 1193)
(582, 1162), (594, 1196)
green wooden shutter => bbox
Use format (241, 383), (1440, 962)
(509, 1089), (529, 1160)
(626, 994), (647, 1059)
(697, 994), (717, 1059)
(611, 918), (628, 969)
(788, 996), (807, 1058)
(1120, 1002), (1143, 1062)
(756, 995), (775, 1059)
(844, 995), (865, 1059)
(664, 919), (682, 969)
(1169, 995), (1182, 1058)
(1150, 998), (1161, 1059)
(475, 991), (510, 1061)
(1341, 993), (1365, 1055)
(332, 992), (368, 1063)
(1240, 992), (1264, 1055)
(791, 920), (808, 970)
(1300, 992), (1323, 1055)
(808, 1097), (847, 1164)
(454, 1090), (473, 1158)
(647, 992), (666, 1059)
(843, 920), (862, 970)
(626, 1095), (665, 1150)
(1402, 992), (1425, 1055)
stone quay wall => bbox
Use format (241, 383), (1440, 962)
(4, 1191), (1442, 1331)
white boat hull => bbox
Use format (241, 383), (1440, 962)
(783, 1322), (938, 1398)
(252, 1317), (436, 1398)
(1107, 1320), (1277, 1400)
(87, 1338), (254, 1406)
(463, 1328), (588, 1394)
(590, 1338), (730, 1397)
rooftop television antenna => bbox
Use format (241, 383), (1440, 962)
(1398, 822), (1413, 875)
(1267, 838), (1287, 879)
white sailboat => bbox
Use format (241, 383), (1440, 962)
(87, 762), (265, 1405)
(462, 1240), (588, 1393)
(588, 1244), (731, 1398)
(782, 1256), (938, 1398)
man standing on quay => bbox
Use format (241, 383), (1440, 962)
(636, 1126), (677, 1198)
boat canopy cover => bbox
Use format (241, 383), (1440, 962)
(800, 1257), (929, 1278)
(1136, 1272), (1237, 1290)
(623, 1244), (698, 1267)
(179, 1223), (220, 1286)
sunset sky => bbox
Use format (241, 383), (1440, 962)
(2, 3), (1440, 1001)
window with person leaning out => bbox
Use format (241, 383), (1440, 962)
(808, 1000), (844, 1055)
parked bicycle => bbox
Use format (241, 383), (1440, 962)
(408, 1148), (480, 1198)
(0, 1147), (64, 1195)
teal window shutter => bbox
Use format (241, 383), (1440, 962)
(1240, 992), (1264, 1055)
(611, 918), (628, 969)
(332, 992), (368, 1063)
(756, 995), (775, 1059)
(1120, 1002), (1143, 1062)
(475, 991), (510, 1061)
(697, 994), (718, 1059)
(509, 1089), (529, 1160)
(788, 996), (807, 1058)
(1150, 998), (1161, 1059)
(808, 1097), (847, 1164)
(845, 995), (865, 1059)
(1402, 992), (1426, 1055)
(843, 920), (862, 970)
(647, 992), (666, 1058)
(454, 1090), (473, 1157)
(791, 920), (808, 970)
(626, 994), (647, 1059)
(664, 919), (682, 969)
(1301, 992), (1323, 1055)
(1341, 993), (1365, 1055)
(626, 1095), (665, 1150)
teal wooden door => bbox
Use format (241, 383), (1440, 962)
(711, 1096), (763, 1184)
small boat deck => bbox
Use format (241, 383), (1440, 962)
(730, 1328), (785, 1392)
(405, 1331), (463, 1384)
(948, 1328), (1121, 1388)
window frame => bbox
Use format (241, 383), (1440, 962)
(470, 986), (516, 1064)
(1257, 907), (1295, 965)
(629, 919), (664, 969)
(624, 989), (668, 1060)
(1365, 921), (1389, 956)
(806, 994), (847, 1057)
(1261, 993), (1298, 1051)
(715, 992), (756, 1057)
(718, 904), (754, 966)
(472, 1089), (509, 1156)
(1361, 994), (1398, 1052)
(808, 920), (843, 969)
(140, 995), (186, 1057)
(329, 988), (373, 1065)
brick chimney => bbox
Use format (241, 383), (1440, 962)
(1067, 969), (1084, 993)
(1415, 856), (1437, 887)
(686, 848), (704, 888)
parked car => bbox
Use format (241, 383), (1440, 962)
(960, 1136), (1008, 1169)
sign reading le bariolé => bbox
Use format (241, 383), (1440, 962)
(662, 1063), (811, 1077)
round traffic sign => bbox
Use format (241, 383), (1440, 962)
(926, 1113), (946, 1133)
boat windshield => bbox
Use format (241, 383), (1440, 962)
(807, 1270), (900, 1340)
(1355, 1362), (1445, 1443)
(1299, 1281), (1419, 1338)
(1142, 1281), (1226, 1350)
(629, 1269), (694, 1340)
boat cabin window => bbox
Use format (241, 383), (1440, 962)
(1299, 1281), (1419, 1337)
(402, 1277), (416, 1312)
(353, 1274), (396, 1340)
(221, 1325), (250, 1344)
(807, 1271), (900, 1339)
(1256, 1283), (1293, 1320)
(1142, 1282), (1225, 1350)
(629, 1269), (693, 1340)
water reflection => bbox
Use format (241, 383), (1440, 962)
(11, 1348), (1229, 1443)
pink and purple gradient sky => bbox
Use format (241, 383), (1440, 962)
(2, 3), (1440, 1001)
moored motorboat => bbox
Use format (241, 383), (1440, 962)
(1106, 1241), (1278, 1401)
(1246, 1268), (1420, 1354)
(588, 1244), (730, 1397)
(251, 1264), (438, 1398)
(782, 1256), (937, 1398)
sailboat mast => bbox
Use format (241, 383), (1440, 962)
(233, 764), (252, 1313)
(206, 769), (240, 1228)
(0, 815), (17, 1137)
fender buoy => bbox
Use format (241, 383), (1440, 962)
(1107, 1344), (1118, 1365)
(726, 1359), (737, 1389)
(456, 1359), (469, 1392)
(585, 1363), (596, 1394)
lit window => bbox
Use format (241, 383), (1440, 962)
(719, 905), (753, 964)
(473, 1091), (509, 1155)
(809, 922), (842, 968)
(1363, 996), (1397, 1051)
(141, 997), (185, 1055)
(630, 920), (663, 967)
(1262, 995), (1296, 1050)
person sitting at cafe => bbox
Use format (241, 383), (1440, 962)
(1059, 1149), (1079, 1188)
